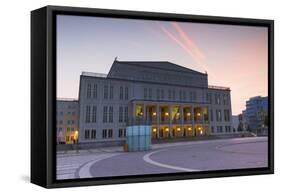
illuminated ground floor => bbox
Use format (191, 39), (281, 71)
(150, 124), (208, 138)
(131, 100), (232, 138)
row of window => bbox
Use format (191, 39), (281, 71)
(57, 120), (76, 125)
(102, 106), (114, 123)
(57, 111), (76, 116)
(57, 127), (75, 132)
(85, 105), (128, 123)
(86, 83), (129, 100)
(118, 106), (129, 123)
(145, 88), (194, 101)
(211, 93), (230, 105)
(211, 126), (233, 133)
(143, 88), (229, 105)
(84, 128), (126, 139)
(209, 109), (231, 122)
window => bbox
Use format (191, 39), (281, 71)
(119, 106), (123, 122)
(103, 106), (108, 123)
(124, 106), (128, 123)
(161, 89), (165, 100)
(91, 130), (96, 139)
(210, 109), (213, 121)
(104, 85), (108, 99)
(144, 88), (147, 99)
(183, 90), (186, 101)
(102, 129), (107, 138)
(120, 86), (123, 100)
(108, 129), (113, 138)
(211, 126), (214, 133)
(135, 105), (143, 117)
(92, 106), (97, 123)
(148, 88), (152, 99)
(224, 109), (230, 121)
(223, 94), (229, 105)
(215, 94), (221, 105)
(109, 106), (113, 123)
(125, 86), (128, 100)
(86, 84), (91, 98)
(118, 128), (126, 138)
(172, 89), (175, 100)
(203, 108), (209, 121)
(179, 90), (182, 100)
(161, 89), (164, 99)
(109, 85), (114, 99)
(84, 129), (90, 139)
(156, 89), (160, 100)
(118, 129), (123, 137)
(168, 89), (171, 99)
(190, 91), (196, 101)
(206, 93), (212, 103)
(67, 127), (70, 131)
(85, 105), (91, 123)
(93, 84), (97, 98)
(216, 109), (222, 122)
(217, 126), (223, 133)
(59, 120), (63, 124)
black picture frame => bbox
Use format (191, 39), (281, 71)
(31, 5), (274, 188)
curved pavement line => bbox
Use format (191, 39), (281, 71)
(77, 153), (121, 178)
(143, 149), (199, 172)
(215, 140), (267, 155)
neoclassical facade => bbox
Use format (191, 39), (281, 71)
(78, 60), (233, 144)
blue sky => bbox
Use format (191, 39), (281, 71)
(57, 15), (268, 115)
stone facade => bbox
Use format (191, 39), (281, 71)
(78, 60), (233, 144)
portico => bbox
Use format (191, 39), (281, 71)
(132, 101), (209, 139)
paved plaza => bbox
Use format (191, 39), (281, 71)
(57, 137), (268, 180)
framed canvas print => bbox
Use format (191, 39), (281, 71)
(31, 5), (274, 188)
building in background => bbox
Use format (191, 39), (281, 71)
(78, 60), (233, 146)
(237, 113), (247, 132)
(56, 99), (79, 144)
(243, 96), (268, 136)
(232, 115), (239, 133)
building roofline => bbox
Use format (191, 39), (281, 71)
(111, 60), (207, 76)
(80, 74), (230, 91)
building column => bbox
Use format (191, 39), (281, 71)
(191, 105), (195, 136)
(202, 106), (205, 135)
(132, 103), (136, 126)
(157, 104), (160, 139)
(143, 104), (146, 125)
(180, 105), (184, 136)
(169, 105), (172, 138)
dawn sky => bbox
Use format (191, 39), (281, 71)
(57, 15), (268, 115)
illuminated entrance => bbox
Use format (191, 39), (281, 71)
(133, 101), (209, 140)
